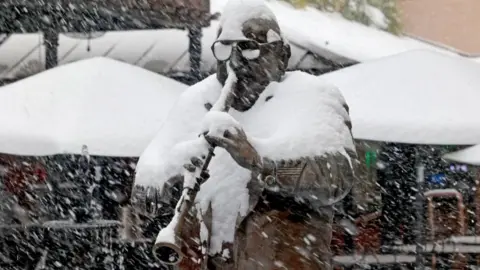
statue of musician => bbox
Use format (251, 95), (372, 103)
(129, 0), (358, 269)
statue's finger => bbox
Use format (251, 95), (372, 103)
(204, 134), (229, 148)
(191, 157), (203, 167)
(183, 163), (196, 172)
(223, 129), (234, 139)
(234, 127), (246, 137)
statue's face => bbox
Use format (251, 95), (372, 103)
(214, 17), (290, 87)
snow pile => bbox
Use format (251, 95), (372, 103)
(320, 49), (480, 145)
(135, 71), (354, 254)
(443, 145), (480, 165)
(0, 57), (187, 157)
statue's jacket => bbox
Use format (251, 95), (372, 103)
(134, 71), (358, 268)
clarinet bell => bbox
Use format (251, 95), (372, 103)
(152, 237), (184, 265)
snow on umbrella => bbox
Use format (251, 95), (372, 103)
(0, 57), (188, 157)
(320, 49), (480, 145)
(443, 145), (480, 165)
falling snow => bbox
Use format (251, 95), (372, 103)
(0, 0), (478, 269)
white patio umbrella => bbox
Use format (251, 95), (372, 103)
(443, 145), (480, 165)
(320, 49), (480, 145)
(0, 57), (188, 157)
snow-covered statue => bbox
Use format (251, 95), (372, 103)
(129, 0), (357, 269)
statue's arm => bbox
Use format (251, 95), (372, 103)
(254, 101), (357, 207)
(256, 151), (357, 207)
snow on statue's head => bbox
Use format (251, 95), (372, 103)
(213, 0), (291, 110)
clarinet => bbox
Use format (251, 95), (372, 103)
(152, 67), (237, 265)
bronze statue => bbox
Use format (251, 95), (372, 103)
(130, 1), (358, 269)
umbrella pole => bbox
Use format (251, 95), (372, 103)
(476, 168), (480, 266)
(476, 168), (480, 235)
(79, 145), (98, 222)
(415, 149), (426, 270)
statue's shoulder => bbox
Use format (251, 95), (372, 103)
(281, 71), (347, 105)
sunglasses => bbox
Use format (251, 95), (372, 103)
(211, 39), (282, 61)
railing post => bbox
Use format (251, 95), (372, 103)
(415, 154), (426, 270)
(188, 25), (203, 83)
(43, 28), (58, 70)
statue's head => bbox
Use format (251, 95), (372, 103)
(213, 0), (291, 94)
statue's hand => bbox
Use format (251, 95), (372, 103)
(183, 156), (206, 173)
(204, 126), (262, 172)
(198, 111), (262, 171)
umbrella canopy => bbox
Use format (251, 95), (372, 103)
(0, 0), (465, 80)
(443, 145), (480, 165)
(320, 49), (480, 145)
(0, 57), (187, 157)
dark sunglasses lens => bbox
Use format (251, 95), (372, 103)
(236, 40), (260, 60)
(237, 40), (259, 50)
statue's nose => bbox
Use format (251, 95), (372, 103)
(230, 44), (242, 60)
(229, 45), (246, 70)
